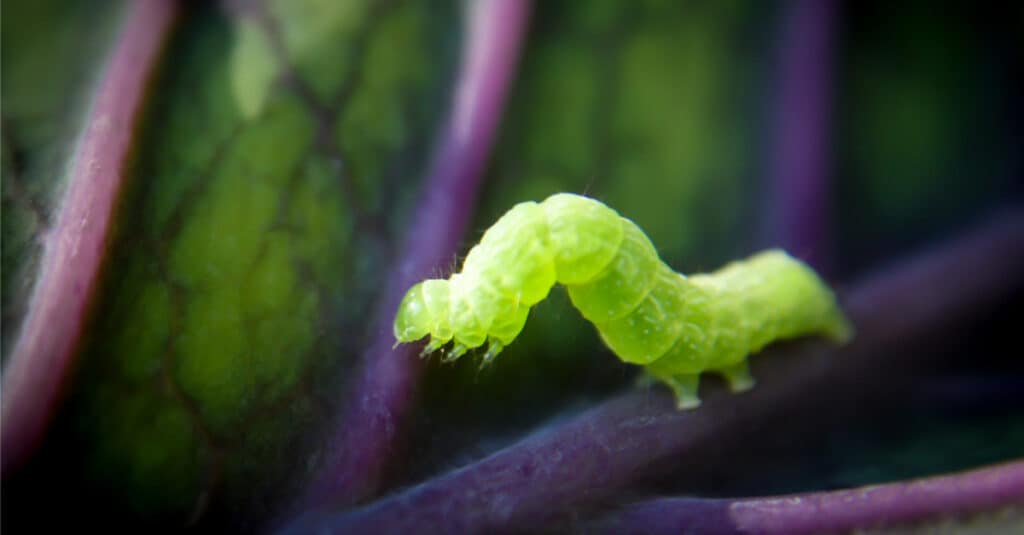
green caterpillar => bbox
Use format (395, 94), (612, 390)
(394, 193), (852, 408)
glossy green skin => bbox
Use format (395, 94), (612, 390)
(395, 193), (852, 408)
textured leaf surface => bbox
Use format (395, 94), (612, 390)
(52, 0), (457, 523)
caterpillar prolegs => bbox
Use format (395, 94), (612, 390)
(394, 193), (852, 409)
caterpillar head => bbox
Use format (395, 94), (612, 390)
(394, 279), (452, 345)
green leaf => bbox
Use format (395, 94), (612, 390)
(64, 0), (458, 522)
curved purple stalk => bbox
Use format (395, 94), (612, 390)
(0, 0), (179, 476)
(587, 460), (1024, 534)
(282, 210), (1024, 534)
(764, 0), (837, 270)
(300, 0), (532, 509)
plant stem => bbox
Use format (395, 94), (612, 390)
(282, 209), (1024, 534)
(0, 0), (180, 476)
(587, 460), (1024, 535)
(764, 0), (837, 271)
(298, 0), (532, 509)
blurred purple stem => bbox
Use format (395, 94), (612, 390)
(299, 0), (531, 509)
(283, 209), (1024, 534)
(908, 376), (1024, 413)
(587, 460), (1024, 535)
(765, 0), (837, 270)
(0, 0), (179, 476)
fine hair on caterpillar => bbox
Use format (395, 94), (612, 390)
(394, 193), (852, 409)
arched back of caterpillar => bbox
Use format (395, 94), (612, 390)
(394, 193), (852, 409)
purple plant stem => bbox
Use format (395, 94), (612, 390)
(907, 376), (1024, 413)
(300, 0), (531, 509)
(764, 0), (837, 271)
(282, 209), (1024, 534)
(0, 0), (179, 476)
(588, 460), (1024, 535)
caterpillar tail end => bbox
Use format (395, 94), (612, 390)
(827, 314), (856, 345)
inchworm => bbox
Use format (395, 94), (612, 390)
(394, 193), (852, 408)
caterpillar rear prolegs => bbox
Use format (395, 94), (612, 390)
(394, 193), (853, 408)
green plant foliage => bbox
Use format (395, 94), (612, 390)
(61, 0), (457, 522)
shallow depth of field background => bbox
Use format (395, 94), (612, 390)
(2, 0), (1021, 531)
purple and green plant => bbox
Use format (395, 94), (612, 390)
(2, 0), (1021, 533)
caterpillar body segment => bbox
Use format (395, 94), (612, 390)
(393, 193), (852, 408)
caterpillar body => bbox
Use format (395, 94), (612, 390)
(394, 193), (852, 409)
